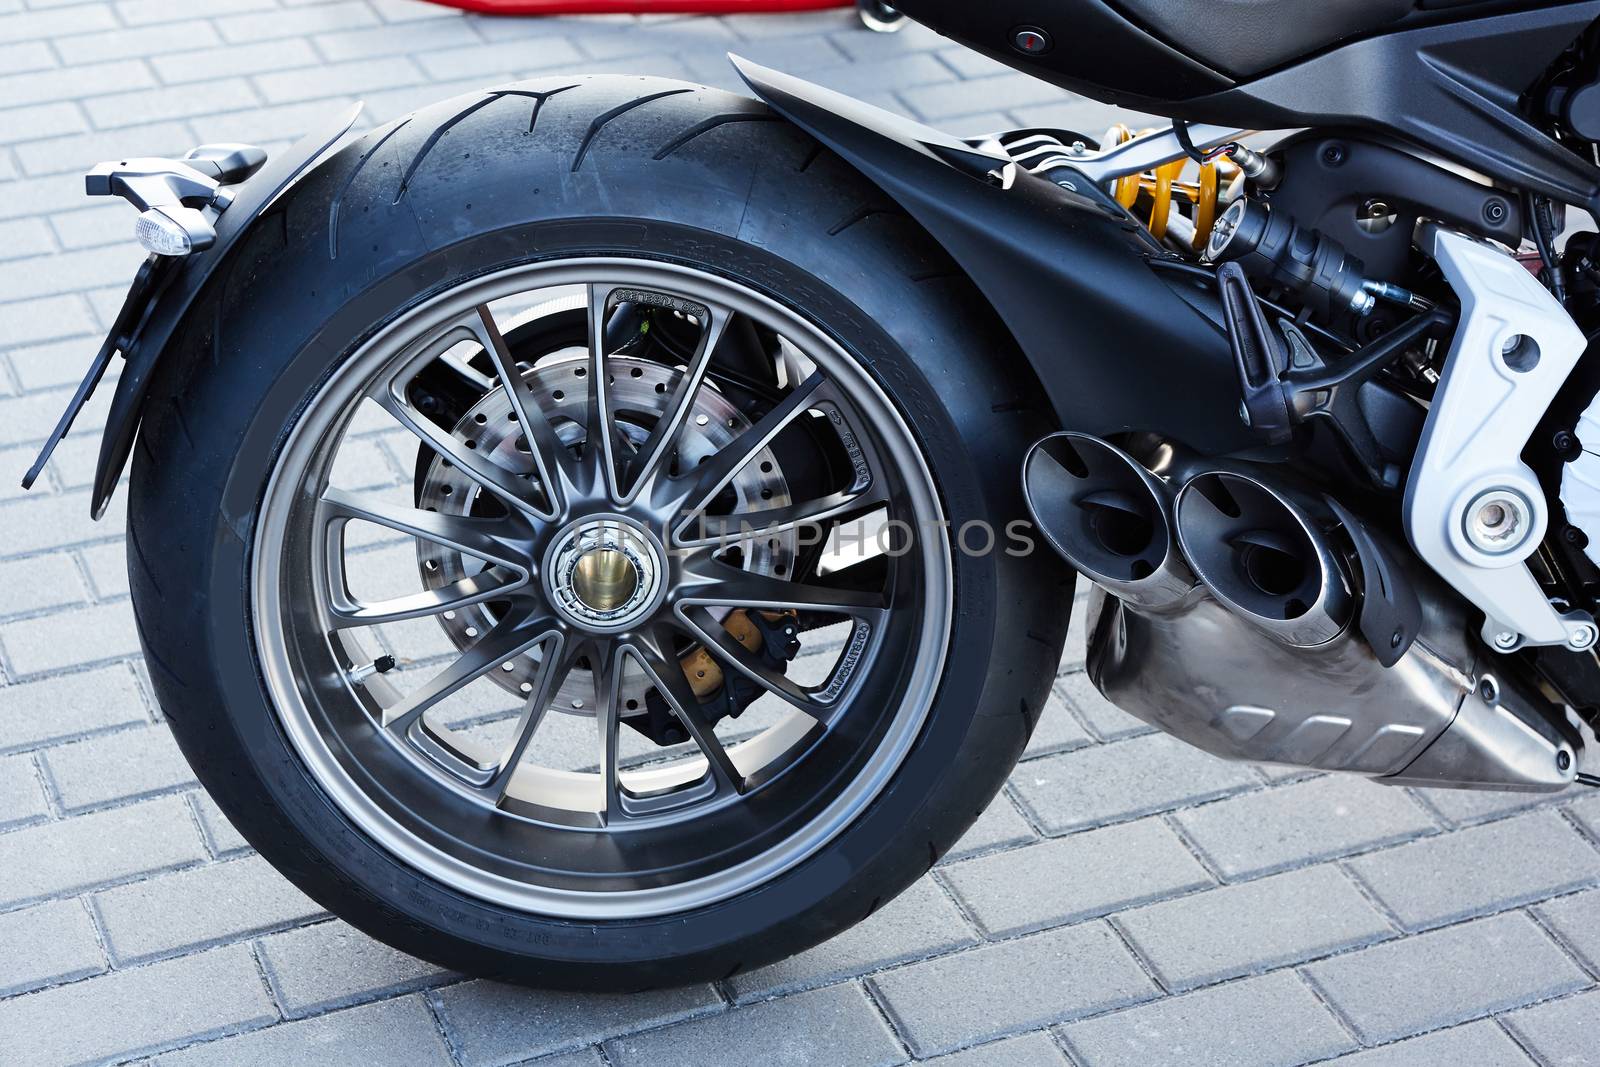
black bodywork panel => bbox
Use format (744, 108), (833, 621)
(895, 0), (1600, 211)
(731, 58), (1255, 455)
(83, 105), (363, 518)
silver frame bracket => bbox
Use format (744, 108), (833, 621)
(1404, 226), (1596, 652)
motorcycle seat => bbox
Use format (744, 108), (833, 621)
(1114, 0), (1414, 77)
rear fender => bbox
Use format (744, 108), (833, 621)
(731, 57), (1252, 455)
(87, 105), (364, 518)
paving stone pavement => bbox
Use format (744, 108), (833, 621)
(2, 1), (1600, 1065)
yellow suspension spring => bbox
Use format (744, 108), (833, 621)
(1103, 124), (1228, 252)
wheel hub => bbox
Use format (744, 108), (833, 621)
(544, 517), (664, 631)
(416, 351), (796, 709)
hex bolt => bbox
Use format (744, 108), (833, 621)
(1465, 488), (1533, 555)
(1569, 623), (1598, 651)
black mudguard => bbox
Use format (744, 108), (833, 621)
(731, 57), (1253, 457)
(85, 105), (364, 518)
(81, 65), (1251, 518)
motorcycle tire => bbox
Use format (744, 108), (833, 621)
(127, 76), (1070, 988)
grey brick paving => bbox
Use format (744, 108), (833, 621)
(1011, 731), (1259, 836)
(0, 750), (47, 828)
(1534, 887), (1600, 973)
(191, 791), (252, 857)
(0, 662), (146, 752)
(0, 793), (205, 907)
(1324, 1019), (1535, 1066)
(40, 721), (194, 811)
(0, 943), (277, 1066)
(938, 791), (1035, 863)
(870, 922), (1157, 1056)
(1303, 912), (1589, 1044)
(154, 994), (456, 1066)
(1054, 670), (1154, 742)
(605, 983), (904, 1067)
(1061, 970), (1357, 1067)
(1347, 811), (1600, 932)
(923, 1032), (1069, 1066)
(0, 898), (104, 997)
(258, 918), (455, 1018)
(728, 876), (977, 1002)
(4, 3), (1600, 1064)
(1112, 865), (1393, 992)
(1501, 989), (1600, 1067)
(92, 853), (325, 964)
(432, 978), (722, 1064)
(1174, 773), (1440, 879)
(941, 817), (1213, 938)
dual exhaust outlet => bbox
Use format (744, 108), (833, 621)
(1024, 432), (1349, 646)
(1023, 432), (1579, 792)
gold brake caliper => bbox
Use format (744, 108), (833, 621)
(680, 611), (796, 697)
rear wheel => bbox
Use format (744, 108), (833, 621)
(129, 76), (1069, 986)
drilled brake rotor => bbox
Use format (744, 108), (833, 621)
(416, 351), (796, 716)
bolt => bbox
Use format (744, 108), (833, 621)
(1559, 750), (1573, 771)
(1493, 631), (1518, 650)
(1484, 199), (1508, 225)
(1478, 677), (1499, 703)
(1391, 629), (1403, 649)
(1554, 429), (1581, 459)
(1565, 525), (1590, 549)
(1321, 144), (1346, 167)
(1569, 623), (1598, 651)
(1466, 489), (1531, 554)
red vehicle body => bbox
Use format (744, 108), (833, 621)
(426, 0), (850, 13)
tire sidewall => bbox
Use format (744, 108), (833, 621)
(139, 85), (1067, 984)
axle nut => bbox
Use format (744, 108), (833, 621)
(1464, 488), (1534, 555)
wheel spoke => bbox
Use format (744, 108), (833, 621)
(585, 283), (630, 501)
(329, 571), (524, 630)
(466, 305), (574, 517)
(620, 302), (733, 500)
(678, 554), (888, 619)
(380, 616), (555, 735)
(479, 631), (570, 804)
(632, 625), (745, 795)
(678, 482), (889, 546)
(320, 487), (527, 568)
(669, 371), (828, 525)
(587, 637), (629, 825)
(372, 329), (544, 519)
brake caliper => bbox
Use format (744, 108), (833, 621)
(631, 611), (802, 746)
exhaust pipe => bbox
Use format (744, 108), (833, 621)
(1023, 433), (1193, 609)
(1023, 431), (1577, 791)
(1173, 471), (1353, 648)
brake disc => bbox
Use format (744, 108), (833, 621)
(416, 352), (796, 715)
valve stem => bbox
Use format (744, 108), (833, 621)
(349, 655), (397, 685)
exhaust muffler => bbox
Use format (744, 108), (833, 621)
(1022, 433), (1193, 609)
(1023, 432), (1579, 792)
(1174, 471), (1352, 648)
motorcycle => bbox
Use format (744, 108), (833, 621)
(24, 0), (1600, 987)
